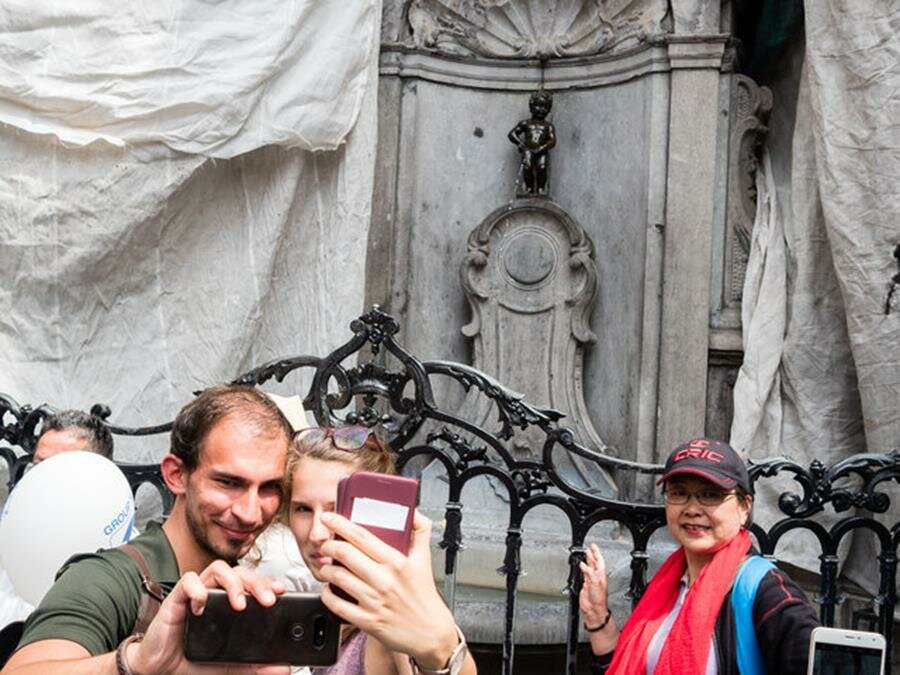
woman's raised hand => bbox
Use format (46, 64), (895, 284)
(579, 543), (610, 625)
(317, 510), (475, 673)
(579, 543), (620, 657)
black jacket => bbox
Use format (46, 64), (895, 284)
(591, 566), (819, 674)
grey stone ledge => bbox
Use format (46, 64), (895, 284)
(451, 580), (634, 644)
(380, 44), (671, 91)
(667, 33), (729, 70)
(379, 34), (733, 90)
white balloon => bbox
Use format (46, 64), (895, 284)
(0, 451), (136, 606)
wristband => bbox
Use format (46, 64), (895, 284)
(409, 625), (468, 675)
(115, 633), (143, 675)
(584, 609), (612, 633)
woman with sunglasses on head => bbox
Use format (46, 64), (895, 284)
(284, 426), (476, 675)
(581, 438), (819, 675)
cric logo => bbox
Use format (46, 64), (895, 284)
(673, 439), (723, 464)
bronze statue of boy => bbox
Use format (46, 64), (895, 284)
(508, 90), (556, 196)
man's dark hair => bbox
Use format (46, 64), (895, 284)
(39, 410), (114, 459)
(170, 384), (293, 471)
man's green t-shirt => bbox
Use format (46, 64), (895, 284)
(18, 522), (180, 656)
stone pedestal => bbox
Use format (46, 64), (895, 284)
(461, 198), (615, 492)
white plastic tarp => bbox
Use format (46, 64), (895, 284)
(0, 1), (380, 464)
(0, 1), (378, 157)
(732, 0), (899, 582)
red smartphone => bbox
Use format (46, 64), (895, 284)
(331, 471), (419, 602)
(335, 471), (419, 554)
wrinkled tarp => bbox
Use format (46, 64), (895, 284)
(732, 0), (899, 585)
(0, 2), (380, 463)
(0, 1), (378, 157)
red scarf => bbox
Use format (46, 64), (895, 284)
(607, 530), (751, 675)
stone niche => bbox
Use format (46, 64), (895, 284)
(368, 0), (770, 646)
(371, 63), (666, 461)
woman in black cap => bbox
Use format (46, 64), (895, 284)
(581, 438), (819, 675)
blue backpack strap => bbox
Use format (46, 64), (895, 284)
(731, 555), (776, 674)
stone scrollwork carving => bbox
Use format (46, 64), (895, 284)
(407, 0), (669, 59)
(461, 198), (616, 494)
(726, 74), (773, 306)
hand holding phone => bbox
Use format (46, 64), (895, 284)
(330, 471), (419, 602)
(184, 589), (340, 666)
(336, 471), (420, 553)
(318, 509), (468, 672)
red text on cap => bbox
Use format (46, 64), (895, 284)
(673, 447), (723, 463)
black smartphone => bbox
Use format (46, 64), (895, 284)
(184, 589), (340, 666)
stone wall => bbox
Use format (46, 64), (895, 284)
(367, 0), (767, 466)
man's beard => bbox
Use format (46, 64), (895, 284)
(185, 500), (254, 565)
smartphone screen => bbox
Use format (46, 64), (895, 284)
(808, 627), (886, 675)
(811, 643), (883, 675)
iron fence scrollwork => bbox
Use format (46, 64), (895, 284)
(1, 306), (898, 673)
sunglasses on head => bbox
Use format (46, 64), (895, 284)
(295, 426), (374, 451)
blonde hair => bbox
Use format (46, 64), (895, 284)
(280, 427), (396, 522)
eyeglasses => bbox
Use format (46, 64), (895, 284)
(295, 426), (374, 452)
(663, 487), (737, 507)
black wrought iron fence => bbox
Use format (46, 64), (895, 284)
(2, 306), (898, 674)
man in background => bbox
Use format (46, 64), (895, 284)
(29, 410), (114, 465)
(0, 410), (115, 649)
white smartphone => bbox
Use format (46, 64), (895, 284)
(807, 626), (886, 675)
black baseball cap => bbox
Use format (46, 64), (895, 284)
(656, 438), (752, 494)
